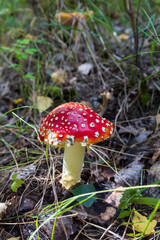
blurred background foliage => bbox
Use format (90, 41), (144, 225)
(1, 0), (160, 45)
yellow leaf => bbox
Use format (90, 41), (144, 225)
(119, 33), (129, 40)
(132, 210), (157, 235)
(51, 69), (66, 86)
(36, 96), (53, 113)
(13, 98), (23, 104)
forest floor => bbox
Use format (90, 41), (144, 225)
(0, 1), (160, 240)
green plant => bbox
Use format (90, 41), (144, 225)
(11, 173), (24, 192)
(1, 38), (40, 97)
(0, 0), (32, 43)
(70, 184), (97, 207)
(118, 183), (160, 219)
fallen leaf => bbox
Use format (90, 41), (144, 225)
(129, 131), (152, 147)
(151, 149), (160, 163)
(100, 167), (115, 181)
(41, 214), (73, 239)
(114, 156), (145, 185)
(78, 63), (93, 75)
(69, 77), (77, 84)
(119, 33), (129, 40)
(104, 187), (124, 207)
(132, 210), (157, 235)
(10, 163), (36, 180)
(0, 82), (10, 96)
(51, 69), (66, 86)
(70, 184), (97, 207)
(11, 178), (24, 192)
(119, 125), (139, 136)
(36, 96), (53, 113)
(13, 98), (23, 104)
(18, 191), (40, 212)
(0, 202), (7, 220)
(101, 207), (116, 221)
(148, 161), (160, 182)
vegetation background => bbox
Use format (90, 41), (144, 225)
(0, 0), (160, 239)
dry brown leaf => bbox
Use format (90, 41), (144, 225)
(42, 216), (73, 239)
(151, 149), (160, 163)
(119, 125), (139, 136)
(104, 187), (124, 207)
(101, 207), (116, 221)
(114, 157), (145, 185)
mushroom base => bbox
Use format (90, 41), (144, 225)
(60, 142), (85, 189)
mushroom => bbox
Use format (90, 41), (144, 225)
(55, 11), (93, 28)
(39, 102), (113, 189)
(55, 11), (93, 45)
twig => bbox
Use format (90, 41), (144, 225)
(123, 0), (141, 68)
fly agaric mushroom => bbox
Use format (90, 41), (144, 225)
(39, 102), (113, 189)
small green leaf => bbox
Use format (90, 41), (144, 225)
(9, 64), (19, 69)
(133, 197), (160, 209)
(16, 179), (24, 187)
(14, 49), (21, 54)
(121, 222), (132, 226)
(118, 210), (132, 219)
(127, 233), (141, 237)
(11, 174), (24, 192)
(11, 182), (18, 192)
(70, 184), (96, 207)
(12, 173), (17, 181)
(25, 48), (38, 55)
(13, 43), (26, 48)
(20, 53), (28, 59)
(1, 46), (12, 51)
(23, 73), (35, 80)
(17, 39), (30, 45)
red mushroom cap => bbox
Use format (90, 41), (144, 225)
(39, 102), (113, 147)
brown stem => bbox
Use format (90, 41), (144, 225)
(123, 0), (141, 68)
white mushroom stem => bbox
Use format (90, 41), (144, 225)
(60, 141), (85, 189)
